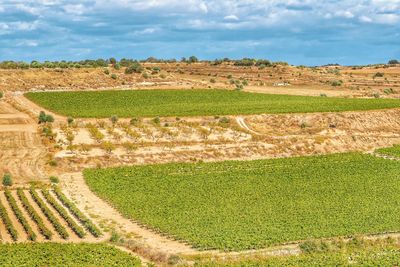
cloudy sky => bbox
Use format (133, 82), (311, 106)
(0, 0), (399, 65)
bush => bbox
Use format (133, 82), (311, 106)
(110, 115), (119, 126)
(373, 72), (384, 78)
(125, 62), (143, 74)
(38, 111), (54, 124)
(2, 173), (12, 186)
(130, 117), (141, 126)
(152, 116), (160, 125)
(103, 69), (110, 75)
(219, 117), (230, 124)
(330, 80), (343, 87)
(388, 59), (399, 65)
(110, 74), (117, 79)
(50, 176), (59, 184)
(67, 116), (74, 125)
(0, 91), (3, 99)
(210, 78), (216, 83)
(188, 56), (198, 63)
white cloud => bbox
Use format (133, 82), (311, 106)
(63, 4), (87, 15)
(17, 40), (39, 47)
(359, 15), (373, 23)
(224, 15), (239, 21)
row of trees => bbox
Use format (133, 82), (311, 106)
(0, 57), (289, 69)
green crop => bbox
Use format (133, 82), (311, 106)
(30, 188), (69, 239)
(17, 189), (53, 239)
(0, 197), (18, 241)
(42, 189), (86, 238)
(25, 89), (400, 118)
(85, 153), (400, 251)
(53, 186), (102, 237)
(0, 243), (140, 266)
(376, 145), (400, 158)
(5, 189), (36, 241)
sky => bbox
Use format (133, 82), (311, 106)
(0, 0), (399, 66)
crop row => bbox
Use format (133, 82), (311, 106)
(53, 187), (102, 237)
(0, 189), (101, 242)
(42, 189), (85, 238)
(4, 190), (37, 241)
(17, 189), (53, 240)
(0, 197), (18, 241)
(29, 188), (69, 239)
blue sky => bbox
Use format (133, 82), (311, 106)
(0, 0), (399, 65)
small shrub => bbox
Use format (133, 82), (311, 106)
(384, 88), (394, 95)
(38, 111), (54, 124)
(125, 62), (143, 74)
(0, 91), (3, 99)
(110, 115), (119, 126)
(2, 173), (13, 186)
(130, 117), (141, 126)
(330, 80), (343, 87)
(152, 117), (160, 125)
(373, 93), (380, 98)
(210, 78), (216, 83)
(110, 73), (117, 79)
(373, 72), (384, 78)
(101, 141), (116, 154)
(67, 116), (74, 125)
(142, 72), (149, 79)
(320, 93), (327, 97)
(103, 69), (110, 75)
(50, 176), (59, 184)
(219, 117), (230, 124)
(160, 73), (167, 79)
(110, 230), (121, 243)
(48, 159), (58, 167)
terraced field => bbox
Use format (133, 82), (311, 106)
(0, 188), (101, 243)
(25, 89), (400, 118)
(84, 153), (400, 251)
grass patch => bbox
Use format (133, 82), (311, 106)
(25, 89), (400, 118)
(84, 153), (400, 251)
(376, 145), (400, 158)
(0, 243), (140, 266)
(194, 241), (400, 266)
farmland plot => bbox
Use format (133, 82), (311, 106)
(85, 153), (400, 251)
(25, 89), (400, 118)
(0, 188), (101, 243)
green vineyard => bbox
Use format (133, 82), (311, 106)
(85, 153), (400, 251)
(25, 89), (400, 118)
(0, 188), (101, 242)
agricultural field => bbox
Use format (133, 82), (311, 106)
(0, 187), (101, 242)
(84, 153), (400, 251)
(376, 145), (400, 158)
(0, 243), (140, 266)
(25, 89), (400, 118)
